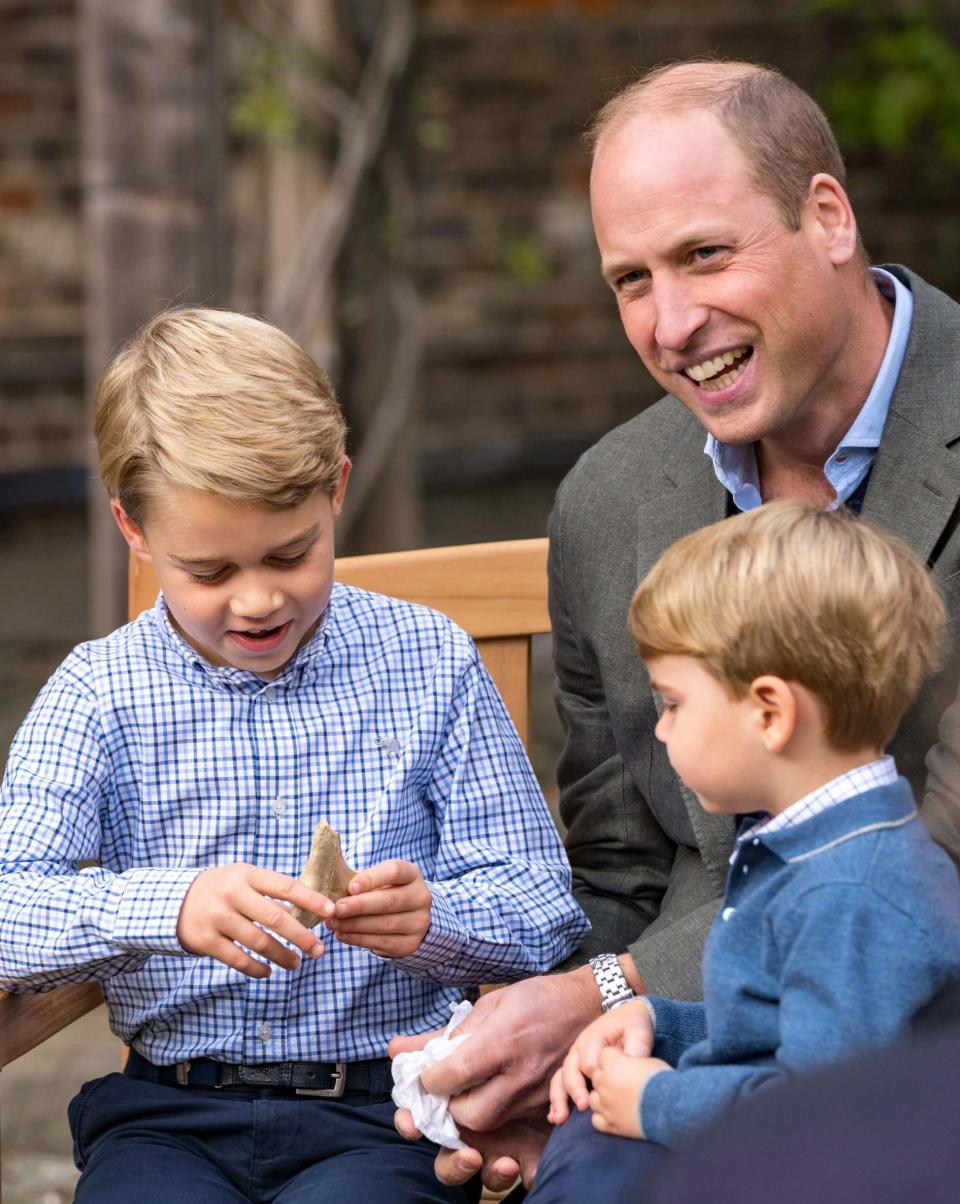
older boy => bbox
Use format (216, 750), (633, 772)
(533, 501), (960, 1202)
(0, 308), (588, 1204)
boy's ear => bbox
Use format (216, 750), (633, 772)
(331, 456), (352, 520)
(747, 675), (796, 754)
(110, 499), (152, 562)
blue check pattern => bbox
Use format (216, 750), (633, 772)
(0, 585), (588, 1064)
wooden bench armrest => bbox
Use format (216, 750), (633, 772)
(0, 983), (104, 1070)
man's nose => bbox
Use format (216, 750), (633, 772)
(651, 278), (710, 351)
(229, 580), (283, 619)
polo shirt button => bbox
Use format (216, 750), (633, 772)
(257, 1023), (272, 1043)
(722, 907), (735, 922)
(742, 865), (749, 875)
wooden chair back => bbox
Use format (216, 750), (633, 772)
(0, 538), (550, 1184)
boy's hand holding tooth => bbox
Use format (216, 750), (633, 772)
(176, 863), (331, 978)
(326, 859), (433, 957)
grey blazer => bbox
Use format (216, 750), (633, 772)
(549, 266), (960, 1000)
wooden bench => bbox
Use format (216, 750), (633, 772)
(0, 537), (550, 1199)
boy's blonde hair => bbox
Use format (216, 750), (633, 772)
(629, 501), (945, 751)
(95, 307), (347, 525)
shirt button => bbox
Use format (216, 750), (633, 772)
(272, 797), (287, 819)
(752, 838), (760, 846)
(722, 907), (735, 922)
(256, 1023), (272, 1043)
(263, 687), (275, 702)
(742, 865), (750, 875)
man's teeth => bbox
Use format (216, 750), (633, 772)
(684, 346), (750, 388)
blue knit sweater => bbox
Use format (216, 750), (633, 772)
(641, 778), (960, 1148)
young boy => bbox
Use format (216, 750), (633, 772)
(533, 501), (960, 1202)
(0, 308), (588, 1204)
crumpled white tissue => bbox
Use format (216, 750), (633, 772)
(391, 999), (473, 1149)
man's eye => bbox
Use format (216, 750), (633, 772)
(617, 269), (647, 287)
(694, 246), (722, 261)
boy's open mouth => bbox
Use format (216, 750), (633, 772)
(229, 621), (292, 652)
(684, 345), (753, 392)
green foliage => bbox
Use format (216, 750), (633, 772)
(811, 1), (960, 164)
(231, 45), (297, 139)
(504, 235), (550, 285)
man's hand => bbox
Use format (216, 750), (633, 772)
(395, 1111), (550, 1191)
(326, 859), (431, 957)
(176, 863), (329, 977)
(548, 996), (655, 1124)
(390, 964), (604, 1132)
(590, 1049), (672, 1139)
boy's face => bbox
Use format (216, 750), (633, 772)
(113, 461), (350, 679)
(646, 654), (768, 815)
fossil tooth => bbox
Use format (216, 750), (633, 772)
(291, 820), (355, 927)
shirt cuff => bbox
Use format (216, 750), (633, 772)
(383, 888), (469, 979)
(107, 867), (205, 955)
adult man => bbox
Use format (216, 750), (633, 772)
(392, 59), (960, 1194)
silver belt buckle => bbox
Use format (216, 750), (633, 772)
(295, 1063), (345, 1098)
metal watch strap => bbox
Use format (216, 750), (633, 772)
(589, 952), (636, 1012)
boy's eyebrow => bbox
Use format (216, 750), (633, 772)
(168, 524), (320, 568)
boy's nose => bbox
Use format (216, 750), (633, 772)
(229, 585), (284, 620)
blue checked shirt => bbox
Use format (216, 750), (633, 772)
(0, 585), (588, 1064)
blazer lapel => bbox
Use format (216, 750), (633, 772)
(861, 410), (960, 565)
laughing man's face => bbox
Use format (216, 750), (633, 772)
(590, 107), (855, 449)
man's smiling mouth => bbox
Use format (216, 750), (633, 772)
(683, 345), (753, 391)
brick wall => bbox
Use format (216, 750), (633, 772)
(0, 0), (84, 478)
(2, 0), (959, 495)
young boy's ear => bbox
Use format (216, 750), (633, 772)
(331, 457), (352, 520)
(747, 675), (797, 754)
(110, 499), (152, 563)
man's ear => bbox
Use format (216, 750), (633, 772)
(331, 456), (352, 520)
(806, 173), (859, 267)
(110, 499), (152, 562)
(747, 675), (797, 754)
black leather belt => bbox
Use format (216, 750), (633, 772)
(125, 1047), (392, 1099)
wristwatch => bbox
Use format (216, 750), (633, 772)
(589, 953), (636, 1012)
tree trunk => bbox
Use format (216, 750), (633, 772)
(80, 0), (226, 635)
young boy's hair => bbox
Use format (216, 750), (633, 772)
(95, 307), (347, 525)
(629, 500), (945, 751)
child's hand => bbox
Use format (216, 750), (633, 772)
(589, 1049), (672, 1139)
(177, 863), (331, 978)
(326, 859), (431, 957)
(547, 997), (655, 1125)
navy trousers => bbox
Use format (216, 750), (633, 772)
(524, 1108), (672, 1204)
(68, 1070), (481, 1203)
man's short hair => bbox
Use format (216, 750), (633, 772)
(95, 307), (347, 525)
(586, 60), (848, 235)
(629, 501), (945, 751)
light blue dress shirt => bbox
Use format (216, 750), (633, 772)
(0, 585), (588, 1064)
(706, 268), (914, 511)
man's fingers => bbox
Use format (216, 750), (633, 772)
(389, 1031), (435, 1058)
(433, 1144), (483, 1187)
(418, 1025), (488, 1097)
(393, 1107), (423, 1141)
(480, 1155), (522, 1194)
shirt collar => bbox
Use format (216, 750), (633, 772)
(705, 267), (914, 512)
(735, 764), (915, 865)
(733, 755), (898, 859)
